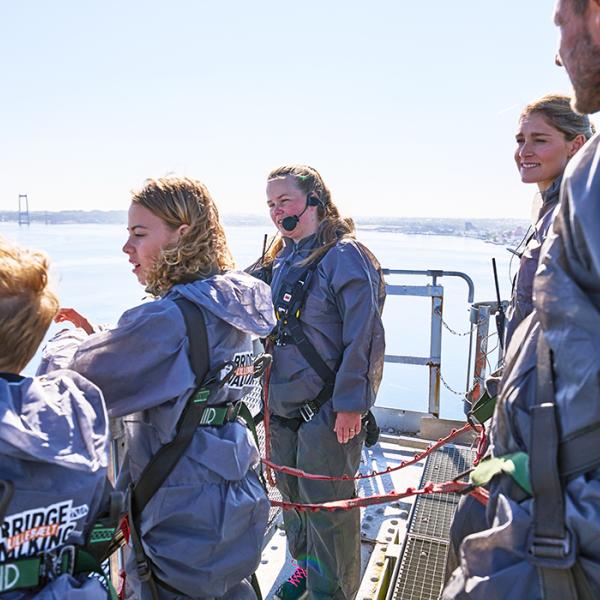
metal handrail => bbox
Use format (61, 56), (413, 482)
(386, 269), (475, 390)
(382, 269), (475, 304)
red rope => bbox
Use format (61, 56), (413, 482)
(472, 421), (487, 466)
(270, 479), (489, 511)
(262, 342), (276, 487)
(259, 363), (487, 512)
(262, 422), (478, 482)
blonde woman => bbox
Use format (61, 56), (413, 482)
(446, 94), (594, 584)
(507, 93), (593, 347)
(50, 177), (276, 599)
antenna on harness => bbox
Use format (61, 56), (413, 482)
(244, 234), (275, 284)
(492, 258), (506, 353)
(261, 233), (268, 263)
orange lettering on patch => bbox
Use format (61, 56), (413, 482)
(6, 523), (59, 551)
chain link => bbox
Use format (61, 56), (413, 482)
(436, 367), (467, 397)
(434, 307), (472, 336)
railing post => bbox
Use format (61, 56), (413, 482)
(429, 290), (443, 417)
(381, 269), (476, 419)
(466, 304), (491, 411)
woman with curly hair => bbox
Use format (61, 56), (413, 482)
(253, 165), (386, 600)
(48, 177), (276, 599)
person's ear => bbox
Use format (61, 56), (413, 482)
(177, 224), (190, 238)
(568, 134), (587, 158)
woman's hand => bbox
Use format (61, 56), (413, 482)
(334, 411), (362, 444)
(54, 307), (94, 335)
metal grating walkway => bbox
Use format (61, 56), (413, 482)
(410, 496), (457, 540)
(393, 537), (448, 600)
(389, 445), (476, 600)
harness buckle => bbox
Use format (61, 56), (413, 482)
(58, 545), (76, 575)
(135, 556), (153, 582)
(225, 402), (240, 422)
(299, 403), (315, 423)
(527, 528), (576, 569)
(41, 544), (76, 582)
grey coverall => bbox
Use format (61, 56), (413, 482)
(0, 370), (110, 599)
(504, 174), (562, 348)
(44, 272), (276, 600)
(268, 234), (385, 600)
(446, 175), (563, 580)
(443, 134), (600, 598)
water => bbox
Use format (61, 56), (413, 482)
(0, 222), (513, 420)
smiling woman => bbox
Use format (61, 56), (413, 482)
(514, 94), (593, 191)
(252, 164), (386, 600)
(515, 111), (581, 191)
(506, 94), (594, 346)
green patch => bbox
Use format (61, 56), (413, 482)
(192, 389), (210, 404)
(470, 452), (531, 495)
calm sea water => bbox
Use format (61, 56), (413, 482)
(1, 222), (513, 420)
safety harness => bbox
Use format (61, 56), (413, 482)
(271, 255), (334, 426)
(127, 296), (266, 600)
(0, 478), (119, 598)
(0, 543), (116, 596)
(467, 328), (600, 599)
(270, 252), (379, 444)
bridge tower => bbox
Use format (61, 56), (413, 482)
(18, 194), (30, 226)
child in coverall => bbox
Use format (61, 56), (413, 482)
(0, 236), (110, 599)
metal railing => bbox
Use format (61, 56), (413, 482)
(381, 269), (475, 417)
(465, 300), (507, 409)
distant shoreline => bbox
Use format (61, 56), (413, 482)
(0, 211), (528, 247)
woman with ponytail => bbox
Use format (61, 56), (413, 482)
(256, 165), (385, 600)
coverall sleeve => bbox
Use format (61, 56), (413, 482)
(68, 299), (196, 418)
(326, 242), (385, 414)
(37, 328), (91, 375)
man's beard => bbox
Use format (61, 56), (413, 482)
(569, 26), (600, 115)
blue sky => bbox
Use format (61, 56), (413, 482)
(0, 1), (575, 218)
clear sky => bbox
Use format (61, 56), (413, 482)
(0, 1), (576, 219)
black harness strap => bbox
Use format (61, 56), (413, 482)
(559, 421), (600, 478)
(128, 298), (214, 600)
(129, 363), (238, 598)
(528, 333), (581, 600)
(0, 480), (14, 524)
(500, 315), (600, 480)
(175, 297), (210, 384)
(0, 545), (117, 598)
(132, 298), (210, 513)
(128, 297), (266, 600)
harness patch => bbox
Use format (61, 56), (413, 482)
(228, 352), (255, 389)
(0, 500), (89, 561)
(0, 563), (20, 592)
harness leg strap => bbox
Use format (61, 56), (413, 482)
(528, 335), (577, 600)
